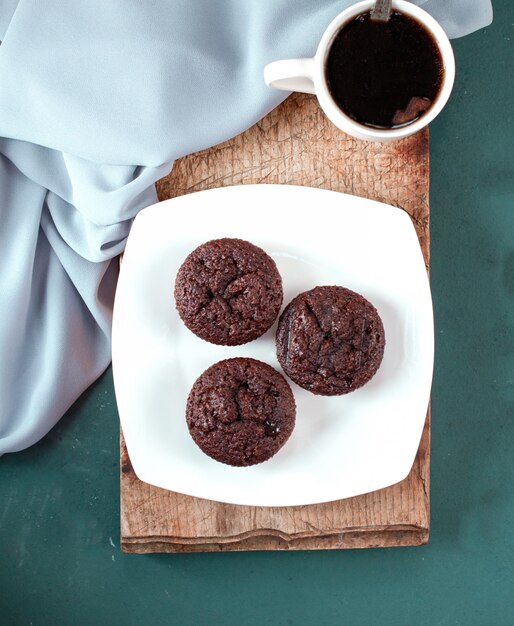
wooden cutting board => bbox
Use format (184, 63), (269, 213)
(120, 92), (430, 553)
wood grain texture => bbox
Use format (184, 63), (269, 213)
(121, 92), (430, 553)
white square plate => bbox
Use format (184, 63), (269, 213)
(112, 184), (433, 506)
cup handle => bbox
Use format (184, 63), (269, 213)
(264, 58), (316, 95)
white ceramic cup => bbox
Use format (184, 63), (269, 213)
(264, 0), (455, 141)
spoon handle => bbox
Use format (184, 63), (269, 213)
(370, 0), (392, 22)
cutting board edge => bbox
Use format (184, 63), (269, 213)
(120, 525), (429, 554)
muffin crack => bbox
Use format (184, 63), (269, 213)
(175, 238), (283, 346)
(186, 358), (296, 466)
(276, 286), (385, 395)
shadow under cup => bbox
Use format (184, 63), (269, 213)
(324, 9), (446, 131)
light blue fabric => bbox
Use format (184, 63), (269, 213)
(0, 0), (492, 453)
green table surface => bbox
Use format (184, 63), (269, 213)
(1, 2), (513, 624)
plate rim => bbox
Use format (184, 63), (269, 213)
(113, 183), (434, 507)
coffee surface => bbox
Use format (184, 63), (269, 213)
(326, 11), (443, 128)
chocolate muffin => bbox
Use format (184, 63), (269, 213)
(276, 286), (385, 396)
(186, 358), (296, 467)
(174, 238), (283, 346)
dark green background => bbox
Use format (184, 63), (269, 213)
(1, 2), (513, 624)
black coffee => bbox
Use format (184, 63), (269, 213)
(326, 11), (444, 129)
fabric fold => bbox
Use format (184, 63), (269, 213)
(0, 0), (19, 41)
